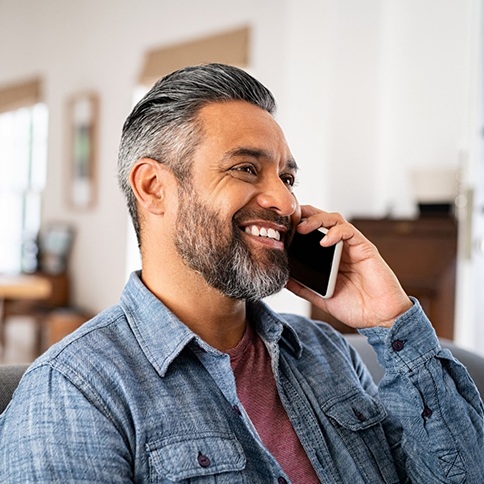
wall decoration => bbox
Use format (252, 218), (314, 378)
(67, 92), (98, 209)
(39, 222), (75, 274)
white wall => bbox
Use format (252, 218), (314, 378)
(0, 0), (289, 313)
(265, 0), (480, 324)
(0, 1), (480, 342)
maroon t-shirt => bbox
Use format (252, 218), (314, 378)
(228, 323), (320, 483)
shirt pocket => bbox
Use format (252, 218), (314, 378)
(146, 431), (247, 483)
(322, 390), (400, 483)
(323, 389), (387, 431)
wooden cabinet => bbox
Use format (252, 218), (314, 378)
(311, 217), (458, 340)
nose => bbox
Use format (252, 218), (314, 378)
(256, 176), (297, 217)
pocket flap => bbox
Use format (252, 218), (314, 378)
(146, 432), (246, 481)
(323, 390), (387, 431)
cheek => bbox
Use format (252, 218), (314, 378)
(164, 179), (180, 210)
(165, 197), (180, 229)
(213, 185), (258, 216)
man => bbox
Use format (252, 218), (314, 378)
(0, 63), (482, 482)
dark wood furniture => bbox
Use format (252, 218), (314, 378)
(311, 217), (458, 340)
(0, 272), (69, 357)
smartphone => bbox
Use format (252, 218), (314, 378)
(288, 227), (343, 299)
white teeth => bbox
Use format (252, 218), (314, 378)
(244, 225), (281, 241)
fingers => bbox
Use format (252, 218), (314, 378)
(297, 205), (360, 247)
(298, 205), (346, 233)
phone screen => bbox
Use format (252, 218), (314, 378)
(288, 229), (342, 298)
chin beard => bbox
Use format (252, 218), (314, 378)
(199, 226), (290, 302)
(174, 194), (291, 301)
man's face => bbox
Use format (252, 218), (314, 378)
(173, 100), (300, 301)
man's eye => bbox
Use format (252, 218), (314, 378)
(233, 165), (257, 176)
(281, 174), (296, 187)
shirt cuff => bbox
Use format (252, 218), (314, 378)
(358, 297), (441, 373)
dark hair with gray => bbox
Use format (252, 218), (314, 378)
(118, 63), (276, 245)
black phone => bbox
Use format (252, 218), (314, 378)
(288, 227), (343, 299)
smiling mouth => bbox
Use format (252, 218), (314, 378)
(243, 225), (282, 241)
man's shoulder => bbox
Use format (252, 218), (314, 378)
(30, 304), (130, 378)
(280, 311), (347, 346)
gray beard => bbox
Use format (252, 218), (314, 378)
(174, 191), (291, 302)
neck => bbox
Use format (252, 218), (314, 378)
(141, 258), (248, 352)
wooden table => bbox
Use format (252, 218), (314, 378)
(0, 274), (52, 299)
(0, 273), (69, 356)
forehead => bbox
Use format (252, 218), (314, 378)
(194, 100), (294, 166)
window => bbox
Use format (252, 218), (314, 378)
(0, 103), (48, 273)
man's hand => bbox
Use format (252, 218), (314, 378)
(286, 205), (412, 329)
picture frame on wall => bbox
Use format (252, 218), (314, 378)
(67, 92), (98, 209)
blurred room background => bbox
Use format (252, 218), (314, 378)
(0, 0), (483, 363)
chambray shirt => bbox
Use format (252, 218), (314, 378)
(0, 271), (483, 483)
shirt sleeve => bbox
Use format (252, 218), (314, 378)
(359, 298), (484, 483)
(0, 363), (134, 482)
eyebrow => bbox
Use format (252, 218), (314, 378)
(223, 147), (299, 172)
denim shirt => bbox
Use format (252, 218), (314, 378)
(0, 271), (483, 483)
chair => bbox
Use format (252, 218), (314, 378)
(0, 364), (29, 414)
(345, 334), (484, 396)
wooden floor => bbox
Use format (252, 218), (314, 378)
(0, 316), (37, 364)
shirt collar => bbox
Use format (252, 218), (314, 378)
(120, 271), (303, 377)
(247, 300), (303, 358)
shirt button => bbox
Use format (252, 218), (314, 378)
(421, 406), (433, 418)
(278, 477), (287, 484)
(392, 339), (405, 352)
(197, 452), (211, 468)
(353, 409), (367, 422)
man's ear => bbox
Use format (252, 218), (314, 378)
(129, 158), (173, 215)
